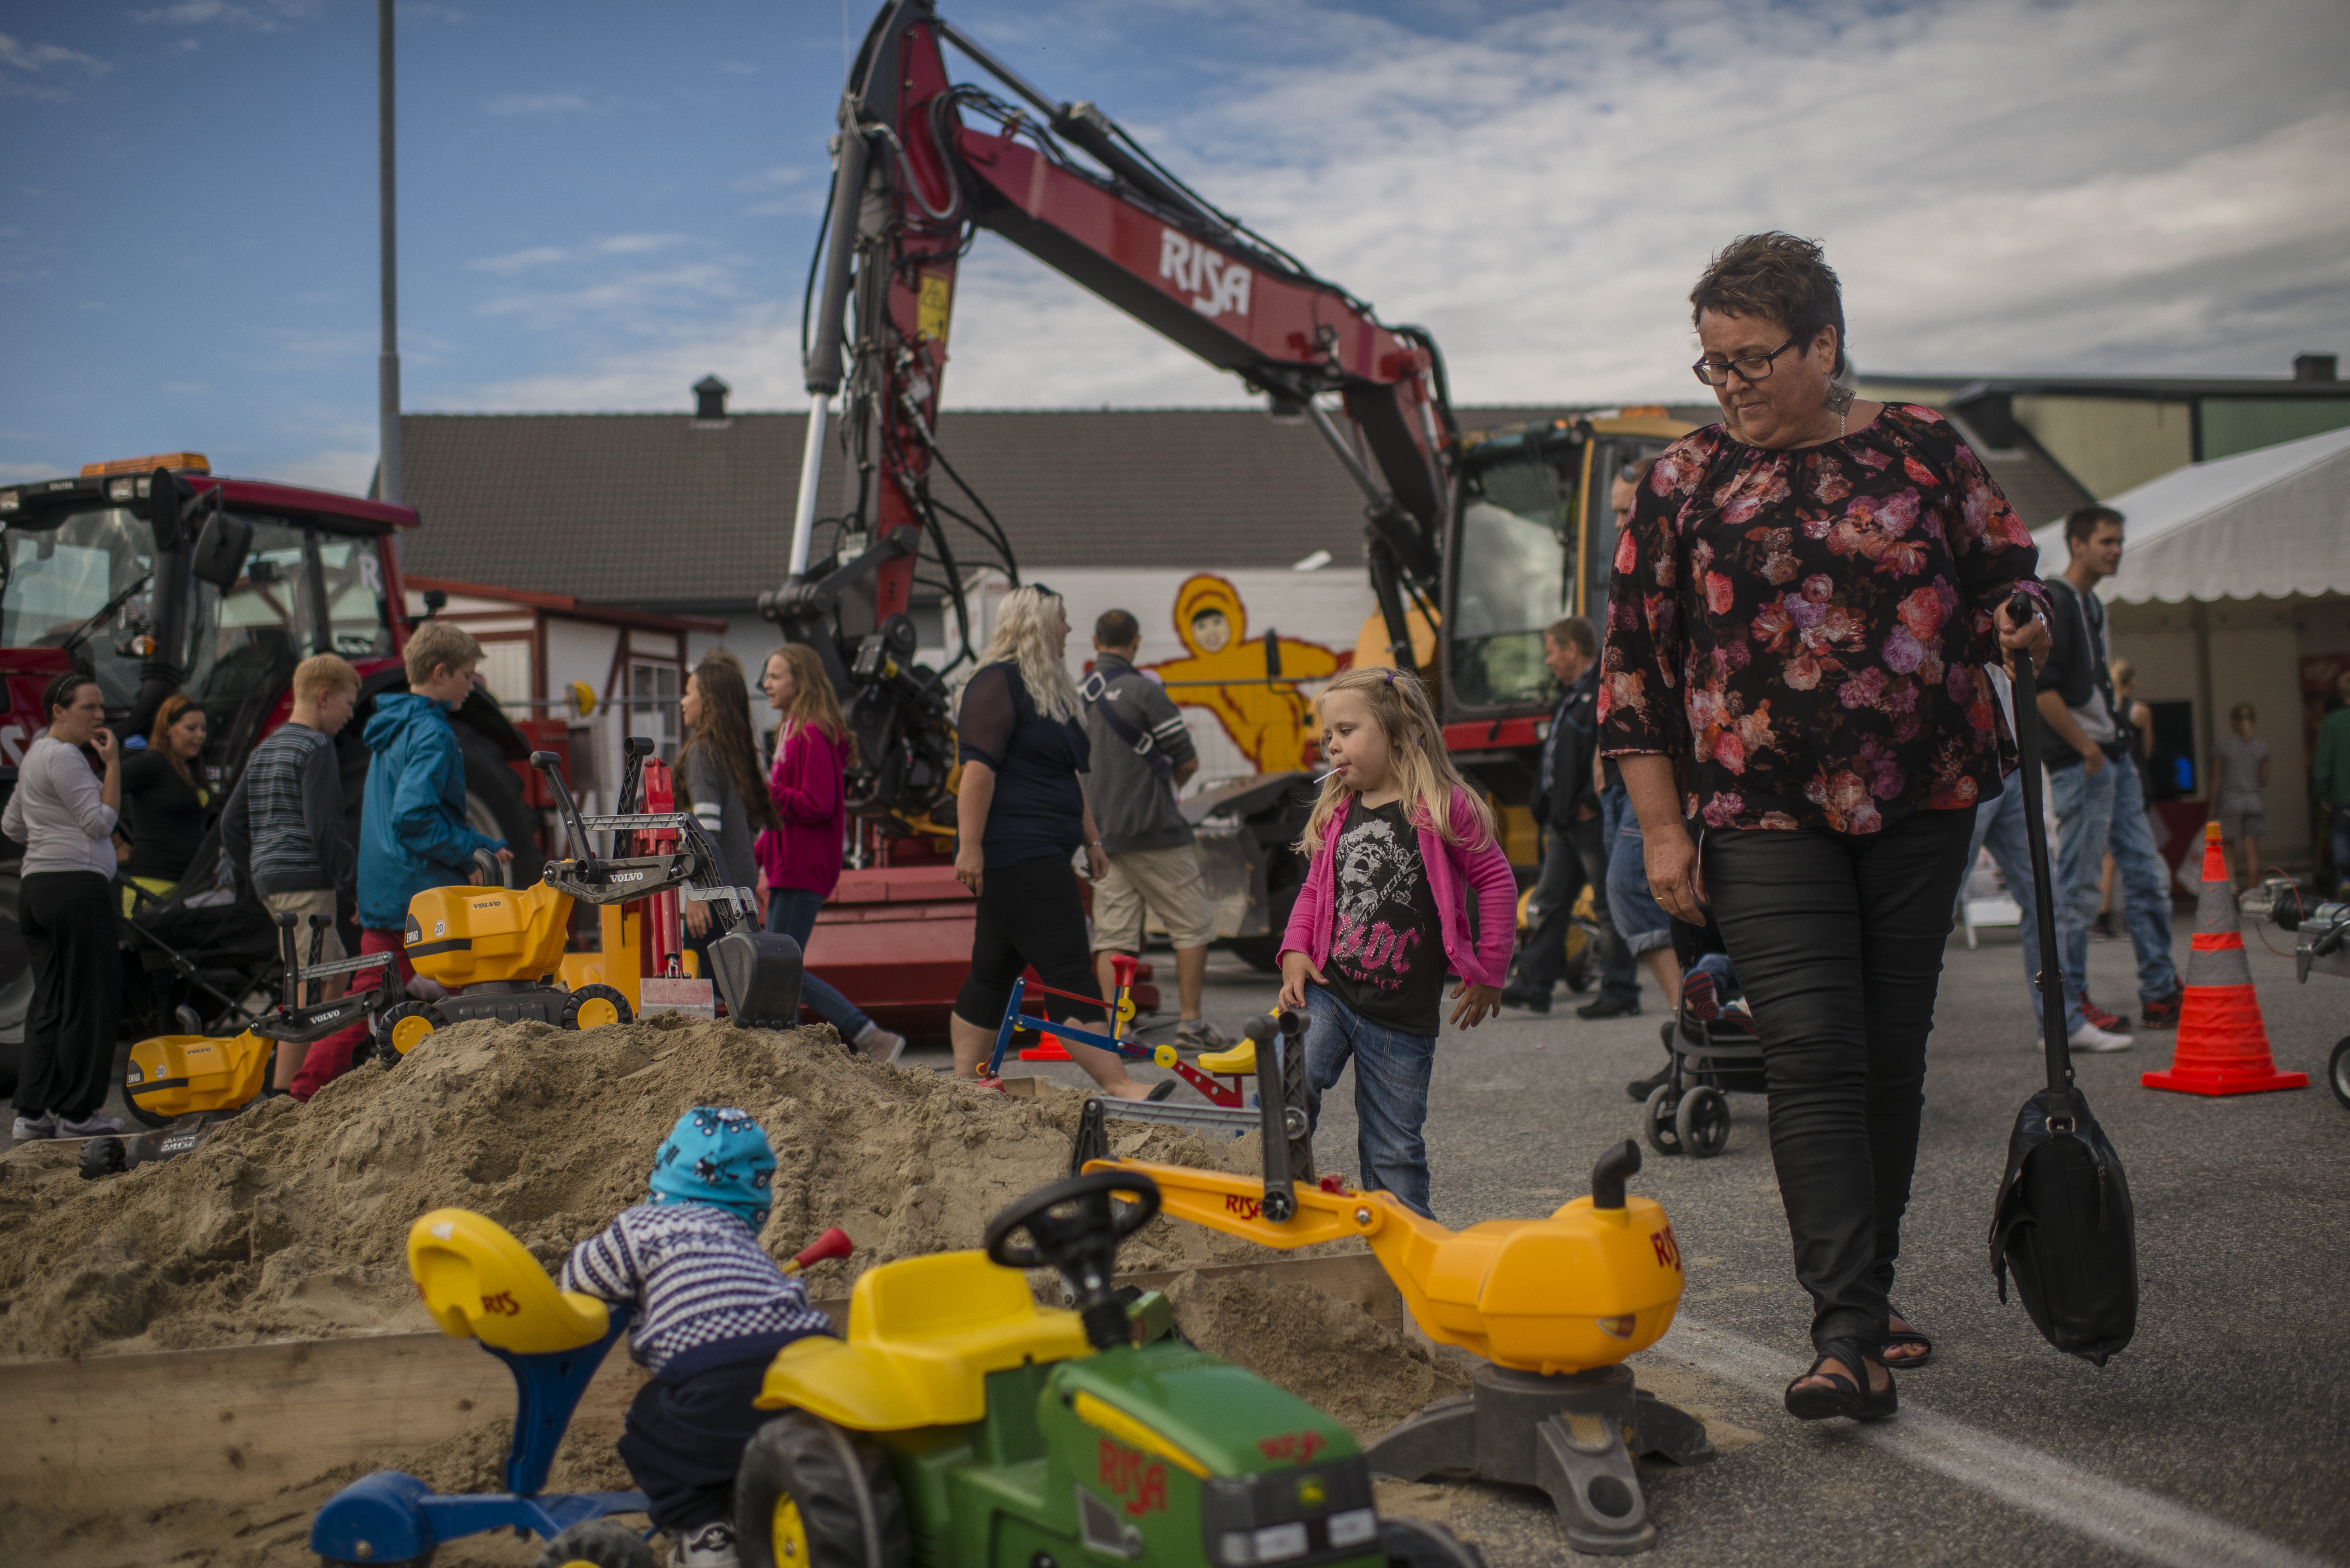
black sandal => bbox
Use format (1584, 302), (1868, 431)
(1145, 1078), (1178, 1102)
(1883, 1311), (1934, 1368)
(1784, 1337), (1898, 1422)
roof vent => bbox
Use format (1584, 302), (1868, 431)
(2293, 353), (2337, 383)
(693, 375), (731, 421)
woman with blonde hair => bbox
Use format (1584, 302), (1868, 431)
(948, 584), (1167, 1100)
(757, 643), (904, 1061)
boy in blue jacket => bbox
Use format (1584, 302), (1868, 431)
(564, 1107), (832, 1568)
(357, 620), (509, 972)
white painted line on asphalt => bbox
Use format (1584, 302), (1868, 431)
(1663, 1319), (2332, 1568)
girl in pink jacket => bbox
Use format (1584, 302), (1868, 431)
(1277, 666), (1514, 1216)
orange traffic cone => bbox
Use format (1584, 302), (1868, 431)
(2142, 822), (2307, 1096)
(1019, 1032), (1073, 1063)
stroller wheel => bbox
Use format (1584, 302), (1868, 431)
(1641, 1083), (1682, 1157)
(1676, 1084), (1730, 1159)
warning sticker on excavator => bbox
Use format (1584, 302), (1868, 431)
(918, 275), (953, 345)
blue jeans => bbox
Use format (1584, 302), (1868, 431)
(1965, 768), (2059, 1029)
(2048, 753), (2179, 1017)
(765, 888), (877, 1040)
(1299, 985), (1437, 1218)
(1603, 784), (1672, 958)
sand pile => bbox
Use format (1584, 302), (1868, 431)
(0, 1015), (1282, 1363)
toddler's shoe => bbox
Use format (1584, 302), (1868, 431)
(671, 1520), (739, 1568)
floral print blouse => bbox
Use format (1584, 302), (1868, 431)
(1597, 404), (2047, 834)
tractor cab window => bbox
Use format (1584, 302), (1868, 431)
(319, 536), (395, 658)
(184, 520), (320, 741)
(1448, 457), (1573, 711)
(0, 506), (160, 710)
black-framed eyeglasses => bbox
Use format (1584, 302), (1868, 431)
(1691, 336), (1802, 387)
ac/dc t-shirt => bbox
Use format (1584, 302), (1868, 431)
(1325, 798), (1446, 1038)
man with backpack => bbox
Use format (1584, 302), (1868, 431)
(1083, 609), (1230, 1050)
(2036, 506), (2182, 1051)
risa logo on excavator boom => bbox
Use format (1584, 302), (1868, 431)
(1159, 227), (1251, 320)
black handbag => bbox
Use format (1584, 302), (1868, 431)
(1985, 596), (2140, 1365)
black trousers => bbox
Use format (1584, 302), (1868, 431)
(952, 855), (1107, 1028)
(14, 871), (121, 1121)
(1702, 808), (1973, 1354)
(1514, 814), (1638, 1003)
(617, 1357), (775, 1534)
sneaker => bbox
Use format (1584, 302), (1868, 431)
(10, 1113), (57, 1141)
(1577, 994), (1640, 1021)
(1680, 969), (1720, 1022)
(57, 1112), (125, 1136)
(2078, 997), (2132, 1034)
(2137, 985), (2183, 1029)
(1625, 1064), (1672, 1102)
(2067, 1022), (2132, 1053)
(852, 1023), (907, 1065)
(1173, 1017), (1234, 1050)
(1497, 984), (1552, 1015)
(670, 1520), (739, 1568)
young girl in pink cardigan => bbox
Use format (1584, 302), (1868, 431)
(1277, 666), (1514, 1216)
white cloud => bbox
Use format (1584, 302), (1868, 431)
(484, 90), (592, 117)
(0, 31), (108, 99)
(444, 0), (2350, 415)
(128, 0), (319, 31)
(471, 245), (572, 275)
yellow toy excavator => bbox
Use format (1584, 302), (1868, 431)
(378, 744), (806, 1061)
(1084, 1011), (1715, 1556)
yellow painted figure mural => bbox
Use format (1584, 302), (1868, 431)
(1149, 574), (1344, 774)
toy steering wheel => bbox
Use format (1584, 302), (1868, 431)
(985, 1171), (1161, 1349)
(983, 1170), (1161, 1271)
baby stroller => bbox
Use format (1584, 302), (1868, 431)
(1636, 919), (1766, 1159)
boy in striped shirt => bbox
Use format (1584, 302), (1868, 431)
(563, 1107), (832, 1568)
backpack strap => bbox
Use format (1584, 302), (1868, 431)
(1080, 668), (1173, 780)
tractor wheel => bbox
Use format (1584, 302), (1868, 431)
(1381, 1517), (1486, 1568)
(562, 985), (632, 1032)
(533, 1518), (656, 1568)
(735, 1409), (910, 1568)
(376, 1002), (447, 1065)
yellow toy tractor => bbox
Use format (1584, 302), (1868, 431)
(377, 745), (806, 1062)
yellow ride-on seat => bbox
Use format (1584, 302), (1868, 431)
(757, 1250), (1090, 1430)
(408, 1208), (611, 1355)
(1196, 1038), (1255, 1076)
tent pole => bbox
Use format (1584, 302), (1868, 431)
(2192, 599), (2215, 800)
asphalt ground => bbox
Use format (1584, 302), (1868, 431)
(972, 915), (2350, 1568)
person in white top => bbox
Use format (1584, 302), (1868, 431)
(2210, 702), (2271, 890)
(2, 673), (126, 1140)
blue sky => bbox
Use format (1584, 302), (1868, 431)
(3, 0), (2345, 494)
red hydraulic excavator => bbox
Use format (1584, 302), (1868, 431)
(774, 0), (1689, 1037)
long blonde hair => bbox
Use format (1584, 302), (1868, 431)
(980, 584), (1081, 723)
(1297, 666), (1494, 856)
(765, 643), (848, 749)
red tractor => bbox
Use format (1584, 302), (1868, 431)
(0, 453), (543, 1093)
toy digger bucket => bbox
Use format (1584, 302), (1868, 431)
(706, 929), (804, 1031)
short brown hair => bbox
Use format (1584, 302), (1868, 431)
(1545, 616), (1596, 658)
(1690, 233), (1846, 371)
(1095, 608), (1141, 649)
(293, 653), (361, 705)
(2063, 505), (2124, 548)
(404, 620), (483, 687)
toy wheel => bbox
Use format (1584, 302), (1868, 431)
(533, 1518), (654, 1568)
(2331, 1036), (2350, 1111)
(77, 1134), (127, 1181)
(1382, 1517), (1487, 1568)
(1151, 1042), (1178, 1068)
(1675, 1084), (1730, 1159)
(562, 984), (632, 1031)
(1641, 1083), (1682, 1157)
(735, 1408), (910, 1568)
(375, 1001), (446, 1065)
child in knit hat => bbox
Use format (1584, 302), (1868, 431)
(562, 1107), (831, 1568)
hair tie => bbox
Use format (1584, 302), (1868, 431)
(1382, 668), (1397, 684)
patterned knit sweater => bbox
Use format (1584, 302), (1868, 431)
(561, 1202), (832, 1378)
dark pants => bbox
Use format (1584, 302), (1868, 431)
(1514, 814), (1637, 1004)
(617, 1356), (775, 1535)
(1702, 808), (1973, 1354)
(952, 855), (1106, 1027)
(14, 871), (121, 1121)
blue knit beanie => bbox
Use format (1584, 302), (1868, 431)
(648, 1106), (776, 1229)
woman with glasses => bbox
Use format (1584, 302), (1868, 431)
(1599, 232), (2051, 1422)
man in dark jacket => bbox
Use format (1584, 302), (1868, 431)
(1501, 618), (1638, 1015)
